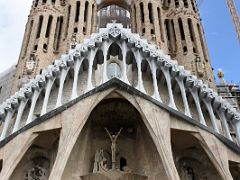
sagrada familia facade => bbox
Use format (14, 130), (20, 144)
(0, 0), (239, 179)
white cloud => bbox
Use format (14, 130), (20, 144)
(0, 0), (32, 73)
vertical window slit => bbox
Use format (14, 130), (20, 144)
(165, 19), (177, 54)
(24, 20), (34, 57)
(75, 1), (80, 22)
(140, 2), (145, 23)
(178, 18), (185, 40)
(45, 15), (53, 38)
(157, 7), (164, 42)
(36, 15), (44, 39)
(54, 16), (63, 51)
(65, 5), (71, 38)
(84, 1), (89, 22)
(148, 3), (153, 24)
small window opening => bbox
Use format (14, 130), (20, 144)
(151, 29), (154, 35)
(0, 87), (2, 94)
(43, 44), (48, 52)
(75, 1), (80, 22)
(40, 69), (43, 74)
(148, 3), (153, 24)
(183, 0), (189, 8)
(142, 28), (145, 35)
(34, 45), (38, 51)
(140, 2), (145, 23)
(175, 0), (179, 8)
(83, 27), (86, 35)
(52, 0), (56, 4)
(42, 0), (47, 4)
(74, 27), (78, 33)
(34, 0), (39, 7)
(120, 157), (127, 171)
(193, 48), (196, 53)
(183, 46), (188, 53)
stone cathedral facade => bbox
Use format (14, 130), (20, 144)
(0, 0), (240, 180)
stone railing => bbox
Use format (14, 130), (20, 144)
(0, 24), (239, 147)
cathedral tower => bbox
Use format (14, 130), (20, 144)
(13, 0), (215, 93)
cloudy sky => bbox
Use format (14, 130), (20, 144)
(0, 0), (239, 84)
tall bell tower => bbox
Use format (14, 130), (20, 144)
(12, 0), (215, 93)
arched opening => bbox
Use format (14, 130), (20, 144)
(229, 161), (240, 180)
(62, 98), (168, 179)
(171, 79), (185, 114)
(97, 5), (130, 29)
(33, 90), (45, 119)
(61, 68), (74, 104)
(171, 129), (223, 179)
(77, 58), (89, 95)
(141, 59), (154, 96)
(126, 50), (137, 86)
(120, 157), (127, 171)
(47, 79), (59, 112)
(10, 129), (60, 180)
(157, 68), (170, 105)
(93, 49), (104, 86)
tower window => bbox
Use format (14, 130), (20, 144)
(34, 45), (38, 51)
(157, 7), (164, 42)
(140, 2), (145, 23)
(84, 1), (89, 22)
(23, 20), (34, 57)
(54, 16), (63, 51)
(52, 0), (55, 4)
(188, 19), (195, 42)
(74, 27), (78, 33)
(183, 0), (189, 8)
(45, 15), (53, 38)
(148, 3), (153, 24)
(36, 16), (44, 39)
(178, 18), (185, 40)
(75, 1), (80, 22)
(175, 0), (179, 8)
(42, 0), (47, 4)
(65, 5), (71, 38)
(43, 44), (48, 52)
(0, 86), (2, 94)
(34, 0), (39, 7)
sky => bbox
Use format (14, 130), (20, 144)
(0, 0), (239, 84)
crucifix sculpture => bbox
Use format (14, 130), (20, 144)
(105, 128), (123, 170)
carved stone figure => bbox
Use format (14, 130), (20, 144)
(24, 165), (48, 180)
(105, 128), (123, 170)
(93, 149), (107, 173)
